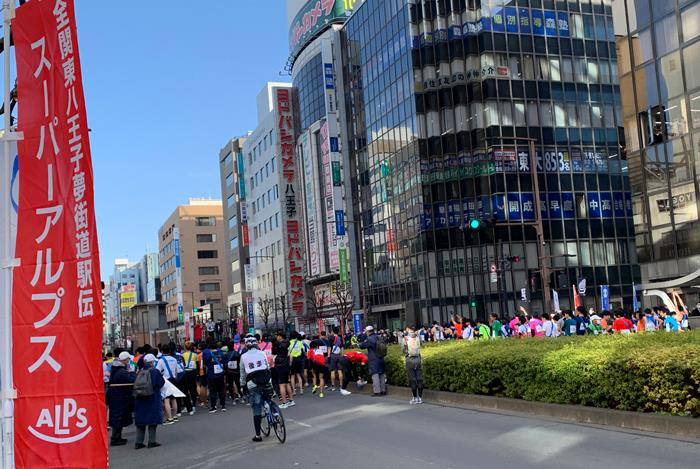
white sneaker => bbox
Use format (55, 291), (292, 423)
(288, 400), (296, 407)
(416, 398), (423, 404)
(409, 398), (416, 405)
(176, 412), (182, 418)
(189, 410), (195, 416)
(330, 387), (336, 392)
(279, 402), (289, 409)
(340, 389), (351, 396)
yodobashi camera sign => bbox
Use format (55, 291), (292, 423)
(288, 0), (358, 62)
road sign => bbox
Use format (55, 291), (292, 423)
(520, 288), (528, 301)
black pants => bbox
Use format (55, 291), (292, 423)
(226, 372), (240, 400)
(208, 375), (226, 410)
(135, 425), (156, 445)
(110, 426), (123, 442)
(181, 371), (197, 412)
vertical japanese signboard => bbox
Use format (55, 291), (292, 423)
(277, 87), (305, 317)
(12, 0), (107, 467)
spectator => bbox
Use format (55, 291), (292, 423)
(563, 310), (577, 336)
(107, 351), (135, 446)
(489, 313), (503, 338)
(402, 327), (424, 404)
(359, 326), (386, 396)
(612, 311), (633, 334)
(134, 354), (165, 449)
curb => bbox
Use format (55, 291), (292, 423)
(352, 383), (700, 440)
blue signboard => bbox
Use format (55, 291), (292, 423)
(587, 192), (602, 218)
(352, 312), (363, 334)
(518, 8), (531, 34)
(599, 192), (613, 218)
(335, 210), (346, 236)
(447, 199), (461, 228)
(613, 192), (625, 218)
(463, 197), (475, 221)
(237, 150), (246, 200)
(507, 193), (521, 220)
(421, 204), (433, 230)
(492, 194), (506, 221)
(544, 10), (557, 36)
(547, 192), (562, 218)
(531, 9), (545, 35)
(324, 63), (334, 89)
(434, 202), (447, 229)
(540, 192), (548, 218)
(174, 239), (181, 268)
(330, 137), (339, 153)
(521, 193), (536, 221)
(557, 11), (571, 37)
(624, 192), (633, 216)
(600, 285), (610, 311)
(561, 192), (575, 219)
(247, 300), (255, 327)
(504, 7), (518, 33)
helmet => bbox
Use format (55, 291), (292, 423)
(244, 335), (258, 348)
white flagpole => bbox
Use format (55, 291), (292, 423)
(1, 1), (18, 467)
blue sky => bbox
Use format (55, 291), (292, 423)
(74, 2), (291, 280)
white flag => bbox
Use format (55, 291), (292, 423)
(552, 289), (560, 312)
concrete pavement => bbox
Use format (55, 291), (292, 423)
(109, 390), (700, 469)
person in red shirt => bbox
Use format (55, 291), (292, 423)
(451, 314), (463, 339)
(193, 319), (203, 343)
(307, 340), (329, 398)
(612, 312), (634, 334)
(341, 350), (368, 391)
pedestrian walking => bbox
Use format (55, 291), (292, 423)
(181, 341), (199, 415)
(155, 344), (182, 424)
(402, 327), (423, 404)
(202, 340), (227, 412)
(133, 354), (165, 449)
(359, 325), (387, 396)
(107, 351), (135, 446)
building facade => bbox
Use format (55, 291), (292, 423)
(615, 0), (700, 308)
(157, 199), (230, 340)
(244, 83), (300, 331)
(219, 136), (250, 333)
(288, 0), (362, 331)
(342, 0), (638, 328)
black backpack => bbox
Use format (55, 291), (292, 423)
(375, 336), (388, 358)
(133, 369), (154, 398)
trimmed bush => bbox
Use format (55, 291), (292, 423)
(383, 332), (700, 416)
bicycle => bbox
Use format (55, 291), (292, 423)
(260, 387), (286, 443)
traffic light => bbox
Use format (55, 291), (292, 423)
(193, 307), (203, 313)
(468, 218), (484, 230)
(506, 255), (521, 263)
(470, 298), (477, 308)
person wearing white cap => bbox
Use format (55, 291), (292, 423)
(107, 351), (135, 446)
(133, 353), (165, 449)
(359, 326), (387, 396)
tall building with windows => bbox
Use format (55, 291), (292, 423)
(244, 83), (299, 331)
(219, 136), (250, 331)
(157, 199), (230, 339)
(287, 0), (362, 331)
(342, 0), (637, 328)
(615, 0), (700, 308)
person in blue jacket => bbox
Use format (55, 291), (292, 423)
(107, 351), (135, 446)
(134, 354), (165, 449)
(359, 325), (386, 396)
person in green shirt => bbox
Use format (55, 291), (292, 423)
(476, 319), (491, 340)
(562, 310), (578, 336)
(489, 313), (503, 338)
(588, 315), (604, 335)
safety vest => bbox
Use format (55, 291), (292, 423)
(289, 339), (303, 358)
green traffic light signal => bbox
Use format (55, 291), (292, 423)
(470, 299), (477, 308)
(468, 219), (482, 230)
(193, 307), (202, 313)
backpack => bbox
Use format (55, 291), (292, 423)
(133, 369), (154, 398)
(375, 336), (388, 358)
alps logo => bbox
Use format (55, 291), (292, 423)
(28, 398), (92, 444)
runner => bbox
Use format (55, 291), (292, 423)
(273, 331), (294, 408)
(225, 339), (242, 404)
(288, 331), (305, 395)
(307, 339), (329, 398)
(328, 326), (345, 391)
(181, 341), (199, 415)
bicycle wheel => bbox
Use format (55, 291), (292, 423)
(261, 405), (271, 437)
(268, 402), (286, 443)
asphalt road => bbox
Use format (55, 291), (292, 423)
(109, 389), (700, 469)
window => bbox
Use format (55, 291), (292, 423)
(226, 172), (233, 186)
(197, 250), (218, 259)
(199, 266), (219, 275)
(196, 234), (215, 243)
(684, 41), (700, 91)
(222, 152), (232, 166)
(682, 2), (700, 42)
(227, 194), (235, 207)
(228, 215), (238, 229)
(654, 14), (679, 58)
(230, 237), (239, 250)
(199, 282), (220, 292)
(195, 217), (215, 226)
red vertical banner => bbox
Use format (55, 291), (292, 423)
(12, 0), (107, 467)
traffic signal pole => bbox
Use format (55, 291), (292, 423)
(528, 138), (551, 315)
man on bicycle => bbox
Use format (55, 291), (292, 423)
(240, 335), (273, 442)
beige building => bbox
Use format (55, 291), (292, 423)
(157, 199), (231, 339)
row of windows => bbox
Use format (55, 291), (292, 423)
(197, 250), (218, 259)
(254, 241), (282, 262)
(249, 158), (277, 193)
(295, 53), (326, 131)
(159, 256), (175, 273)
(195, 216), (216, 227)
(247, 130), (275, 167)
(252, 212), (280, 239)
(199, 282), (220, 292)
(251, 185), (279, 215)
(196, 233), (215, 243)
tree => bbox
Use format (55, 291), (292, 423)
(277, 294), (293, 331)
(308, 289), (329, 323)
(257, 296), (274, 331)
(330, 281), (354, 335)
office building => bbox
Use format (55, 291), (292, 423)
(341, 0), (637, 327)
(615, 0), (700, 307)
(157, 198), (230, 340)
(287, 0), (362, 331)
(244, 82), (303, 331)
(219, 135), (250, 333)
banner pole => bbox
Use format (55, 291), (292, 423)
(1, 1), (17, 467)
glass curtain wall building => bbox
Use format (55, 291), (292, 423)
(342, 0), (637, 327)
(616, 0), (700, 307)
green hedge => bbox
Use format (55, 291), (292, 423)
(383, 332), (700, 416)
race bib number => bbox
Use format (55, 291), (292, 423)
(621, 329), (631, 335)
(593, 330), (599, 335)
(213, 364), (224, 374)
(569, 325), (576, 334)
(535, 325), (543, 333)
(264, 349), (272, 357)
(319, 346), (328, 354)
(227, 361), (238, 370)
